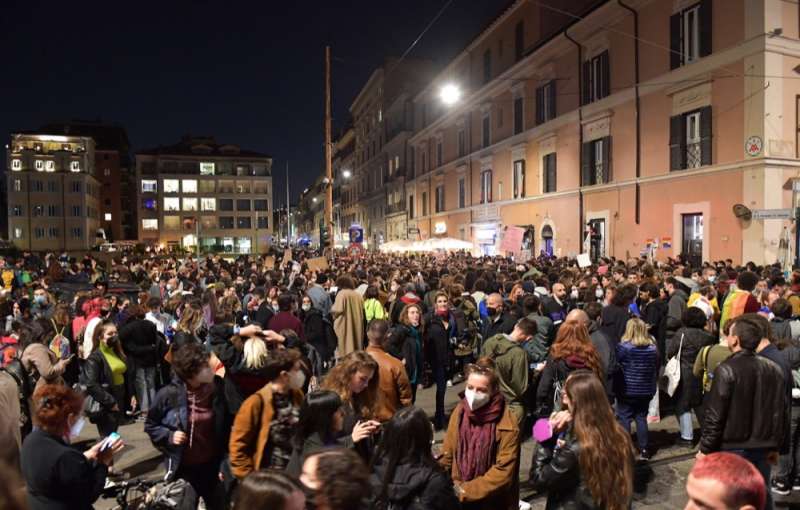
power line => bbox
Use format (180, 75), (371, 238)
(386, 0), (458, 77)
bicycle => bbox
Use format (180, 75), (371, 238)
(101, 477), (197, 510)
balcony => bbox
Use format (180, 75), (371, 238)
(386, 200), (407, 216)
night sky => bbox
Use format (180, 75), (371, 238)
(1, 0), (511, 206)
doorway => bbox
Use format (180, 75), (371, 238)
(682, 213), (703, 267)
(588, 218), (606, 261)
(541, 225), (554, 257)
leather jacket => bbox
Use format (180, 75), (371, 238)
(531, 431), (602, 509)
(699, 350), (788, 454)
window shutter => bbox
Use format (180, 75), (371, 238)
(581, 142), (592, 186)
(548, 80), (557, 119)
(670, 13), (681, 69)
(546, 153), (557, 192)
(700, 106), (712, 166)
(488, 170), (493, 203)
(700, 0), (713, 57)
(521, 161), (525, 198)
(602, 137), (612, 183)
(535, 87), (544, 125)
(669, 114), (685, 171)
(582, 60), (591, 105)
(599, 51), (610, 99)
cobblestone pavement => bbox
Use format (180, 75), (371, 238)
(90, 380), (789, 509)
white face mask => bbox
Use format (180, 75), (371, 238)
(69, 416), (86, 440)
(570, 289), (579, 300)
(301, 303), (311, 312)
(289, 369), (306, 390)
(595, 287), (604, 299)
(465, 388), (490, 411)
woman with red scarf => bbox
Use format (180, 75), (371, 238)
(440, 358), (520, 510)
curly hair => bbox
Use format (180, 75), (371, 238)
(171, 341), (210, 382)
(549, 322), (603, 379)
(32, 384), (83, 436)
(321, 351), (379, 420)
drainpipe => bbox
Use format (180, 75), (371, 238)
(618, 0), (641, 225)
(564, 29), (584, 251)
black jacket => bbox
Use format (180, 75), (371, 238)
(536, 357), (591, 417)
(525, 312), (555, 363)
(481, 311), (516, 346)
(119, 318), (160, 367)
(699, 350), (788, 454)
(21, 428), (108, 510)
(83, 349), (119, 410)
(532, 431), (603, 510)
(253, 302), (274, 330)
(388, 323), (422, 383)
(667, 327), (716, 413)
(302, 307), (331, 361)
(368, 458), (460, 510)
(599, 304), (630, 346)
(424, 311), (459, 368)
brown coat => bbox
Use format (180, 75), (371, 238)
(228, 384), (304, 479)
(440, 401), (520, 510)
(21, 343), (68, 392)
(331, 288), (364, 357)
(366, 345), (412, 422)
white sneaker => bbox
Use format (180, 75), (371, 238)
(519, 501), (532, 510)
(446, 379), (453, 387)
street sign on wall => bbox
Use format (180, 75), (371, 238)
(751, 208), (793, 220)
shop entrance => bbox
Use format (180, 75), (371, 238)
(541, 225), (554, 257)
(682, 213), (703, 268)
(588, 219), (606, 261)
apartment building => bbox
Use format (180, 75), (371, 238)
(404, 0), (800, 265)
(6, 131), (102, 251)
(136, 136), (273, 254)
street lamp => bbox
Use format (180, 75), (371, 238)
(342, 169), (352, 179)
(440, 83), (462, 106)
(313, 197), (318, 203)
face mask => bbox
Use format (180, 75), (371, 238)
(34, 295), (46, 305)
(486, 307), (498, 317)
(302, 303), (311, 312)
(570, 289), (579, 300)
(708, 275), (717, 283)
(595, 287), (604, 299)
(289, 369), (306, 390)
(436, 308), (449, 318)
(465, 388), (490, 411)
(106, 335), (119, 347)
(68, 416), (86, 440)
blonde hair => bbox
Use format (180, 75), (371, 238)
(621, 318), (654, 347)
(243, 337), (268, 369)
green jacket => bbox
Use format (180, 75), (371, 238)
(481, 333), (529, 413)
(364, 298), (386, 322)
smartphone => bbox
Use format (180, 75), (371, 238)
(99, 432), (120, 452)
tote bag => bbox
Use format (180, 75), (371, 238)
(664, 333), (684, 397)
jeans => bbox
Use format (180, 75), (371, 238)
(776, 402), (800, 482)
(433, 362), (447, 428)
(725, 448), (773, 509)
(176, 460), (226, 510)
(134, 366), (157, 413)
(616, 397), (651, 450)
(679, 411), (695, 441)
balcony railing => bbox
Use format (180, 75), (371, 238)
(386, 200), (407, 215)
(686, 142), (702, 169)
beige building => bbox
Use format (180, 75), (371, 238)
(136, 136), (273, 254)
(6, 132), (102, 251)
(402, 0), (800, 266)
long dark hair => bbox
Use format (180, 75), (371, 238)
(371, 406), (442, 507)
(233, 469), (300, 509)
(293, 390), (342, 449)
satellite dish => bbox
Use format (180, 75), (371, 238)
(732, 204), (752, 221)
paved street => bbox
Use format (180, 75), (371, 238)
(87, 379), (705, 509)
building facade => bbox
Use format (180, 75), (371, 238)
(6, 132), (102, 250)
(401, 0), (800, 265)
(135, 136), (273, 254)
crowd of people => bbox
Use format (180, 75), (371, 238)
(0, 247), (795, 510)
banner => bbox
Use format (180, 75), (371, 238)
(501, 226), (525, 254)
(306, 256), (329, 272)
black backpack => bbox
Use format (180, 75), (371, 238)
(1, 355), (35, 437)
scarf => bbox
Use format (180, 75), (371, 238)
(456, 391), (505, 481)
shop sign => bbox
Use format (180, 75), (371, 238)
(434, 222), (447, 234)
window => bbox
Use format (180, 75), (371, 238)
(422, 191), (428, 217)
(458, 129), (466, 157)
(513, 160), (525, 199)
(182, 198), (198, 211)
(34, 160), (45, 172)
(182, 180), (197, 193)
(515, 21), (525, 61)
(236, 165), (251, 176)
(103, 168), (110, 177)
(421, 149), (427, 173)
(536, 81), (556, 125)
(436, 140), (443, 167)
(481, 170), (493, 203)
(458, 177), (466, 208)
(670, 106), (712, 170)
(163, 179), (179, 193)
(201, 198), (216, 211)
(34, 227), (45, 239)
(72, 205), (82, 216)
(33, 205), (44, 217)
(257, 216), (269, 229)
(47, 205), (59, 217)
(482, 114), (491, 148)
(408, 194), (414, 219)
(237, 199), (251, 211)
(543, 153), (557, 193)
(394, 156), (399, 171)
(104, 213), (112, 221)
(142, 198), (157, 211)
(13, 227), (23, 239)
(48, 227), (59, 238)
(70, 161), (80, 172)
(483, 49), (492, 84)
(254, 199), (268, 211)
(141, 180), (157, 193)
(11, 159), (21, 171)
(32, 180), (43, 192)
(164, 216), (181, 230)
(582, 51), (610, 105)
(47, 181), (57, 193)
(164, 197), (180, 211)
(671, 1), (711, 69)
(237, 217), (252, 229)
(581, 137), (611, 186)
(46, 161), (55, 172)
(10, 205), (22, 216)
(219, 198), (234, 211)
(70, 227), (82, 239)
(219, 217), (235, 229)
(200, 162), (215, 175)
(199, 180), (216, 193)
(142, 219), (158, 231)
(388, 159), (394, 174)
(71, 181), (82, 193)
(435, 185), (445, 213)
(201, 216), (218, 229)
(236, 182), (251, 194)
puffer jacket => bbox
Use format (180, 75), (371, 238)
(615, 342), (658, 398)
(368, 459), (459, 510)
(699, 350), (788, 454)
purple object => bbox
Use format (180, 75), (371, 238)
(533, 418), (553, 443)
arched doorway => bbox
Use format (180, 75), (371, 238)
(541, 224), (554, 257)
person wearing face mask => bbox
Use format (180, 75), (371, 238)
(83, 320), (127, 442)
(229, 348), (305, 480)
(440, 358), (520, 510)
(21, 384), (124, 510)
(481, 293), (516, 348)
(145, 342), (233, 510)
(268, 294), (304, 339)
(300, 294), (333, 368)
(30, 287), (54, 320)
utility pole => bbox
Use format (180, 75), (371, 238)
(286, 161), (290, 245)
(324, 45), (334, 255)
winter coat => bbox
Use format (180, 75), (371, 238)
(369, 458), (460, 510)
(600, 304), (630, 345)
(587, 323), (615, 396)
(144, 376), (232, 481)
(481, 334), (529, 419)
(302, 307), (331, 362)
(331, 288), (365, 357)
(364, 298), (387, 322)
(667, 327), (716, 412)
(119, 318), (160, 367)
(481, 312), (516, 346)
(21, 342), (68, 394)
(440, 401), (520, 510)
(307, 284), (332, 317)
(665, 289), (688, 341)
(536, 357), (590, 417)
(525, 312), (555, 363)
(424, 311), (459, 371)
(366, 345), (412, 422)
(82, 349), (120, 411)
(615, 342), (658, 398)
(388, 324), (423, 385)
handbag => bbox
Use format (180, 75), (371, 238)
(73, 382), (103, 420)
(664, 333), (684, 397)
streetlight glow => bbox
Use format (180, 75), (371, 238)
(440, 83), (461, 105)
(312, 197), (318, 203)
(342, 169), (352, 179)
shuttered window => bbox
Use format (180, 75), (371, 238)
(670, 106), (712, 170)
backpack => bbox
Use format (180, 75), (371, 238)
(0, 336), (19, 367)
(49, 320), (71, 360)
(700, 345), (714, 393)
(1, 355), (34, 436)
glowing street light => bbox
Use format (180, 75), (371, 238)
(342, 169), (352, 179)
(440, 83), (461, 106)
(312, 197), (318, 203)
